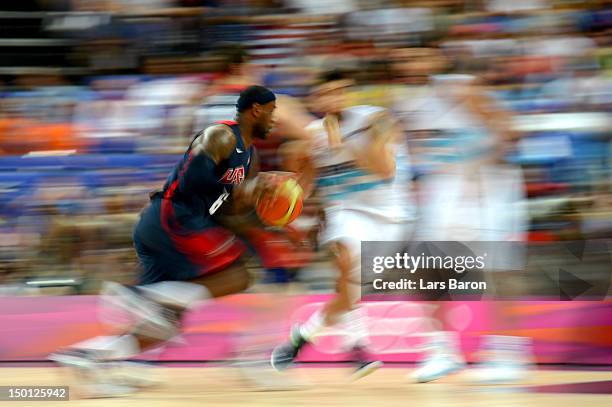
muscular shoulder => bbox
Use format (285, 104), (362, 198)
(191, 124), (237, 164)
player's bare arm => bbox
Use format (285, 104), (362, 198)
(355, 110), (399, 179)
(191, 124), (268, 206)
(278, 139), (317, 198)
(323, 114), (342, 147)
(192, 124), (237, 164)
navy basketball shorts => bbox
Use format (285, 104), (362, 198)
(133, 199), (246, 285)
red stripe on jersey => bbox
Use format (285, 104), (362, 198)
(160, 151), (245, 275)
(166, 221), (244, 274)
(163, 195), (245, 274)
(161, 152), (194, 230)
(163, 151), (194, 201)
(217, 120), (238, 126)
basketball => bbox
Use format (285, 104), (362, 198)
(256, 177), (304, 227)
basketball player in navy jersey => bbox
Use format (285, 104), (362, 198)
(195, 44), (315, 283)
(135, 85), (277, 289)
(49, 86), (286, 397)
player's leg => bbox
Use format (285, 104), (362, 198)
(50, 201), (249, 396)
(50, 263), (250, 398)
(412, 167), (532, 384)
(271, 241), (379, 377)
(96, 198), (250, 349)
(327, 242), (383, 380)
(116, 258), (302, 392)
(301, 241), (368, 347)
(271, 211), (382, 377)
(211, 210), (314, 390)
(107, 261), (250, 352)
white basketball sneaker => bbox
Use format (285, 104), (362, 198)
(466, 335), (533, 385)
(49, 349), (138, 398)
(412, 331), (466, 383)
(108, 361), (163, 389)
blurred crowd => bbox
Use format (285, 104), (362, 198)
(0, 0), (610, 294)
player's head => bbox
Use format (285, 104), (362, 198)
(310, 69), (353, 116)
(236, 85), (277, 139)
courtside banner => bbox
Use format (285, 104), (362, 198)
(0, 295), (611, 364)
(361, 240), (611, 301)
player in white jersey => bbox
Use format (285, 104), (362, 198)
(271, 69), (415, 378)
(396, 73), (532, 384)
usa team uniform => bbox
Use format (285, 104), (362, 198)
(133, 121), (251, 284)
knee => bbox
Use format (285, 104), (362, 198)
(331, 242), (357, 277)
(233, 265), (251, 293)
(201, 263), (251, 298)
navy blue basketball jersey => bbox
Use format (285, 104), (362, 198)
(159, 120), (253, 232)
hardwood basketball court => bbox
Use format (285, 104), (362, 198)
(0, 365), (610, 406)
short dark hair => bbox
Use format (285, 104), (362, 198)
(236, 85), (276, 112)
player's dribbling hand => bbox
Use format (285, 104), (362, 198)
(251, 172), (282, 203)
(323, 114), (342, 148)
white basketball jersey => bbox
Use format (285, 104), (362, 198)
(395, 84), (496, 166)
(308, 105), (415, 222)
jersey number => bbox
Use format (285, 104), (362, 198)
(209, 189), (230, 215)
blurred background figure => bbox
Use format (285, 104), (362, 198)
(400, 71), (531, 384)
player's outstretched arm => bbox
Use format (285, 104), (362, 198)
(353, 110), (400, 179)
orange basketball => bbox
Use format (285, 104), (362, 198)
(256, 177), (304, 227)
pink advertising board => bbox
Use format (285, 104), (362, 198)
(0, 294), (610, 364)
